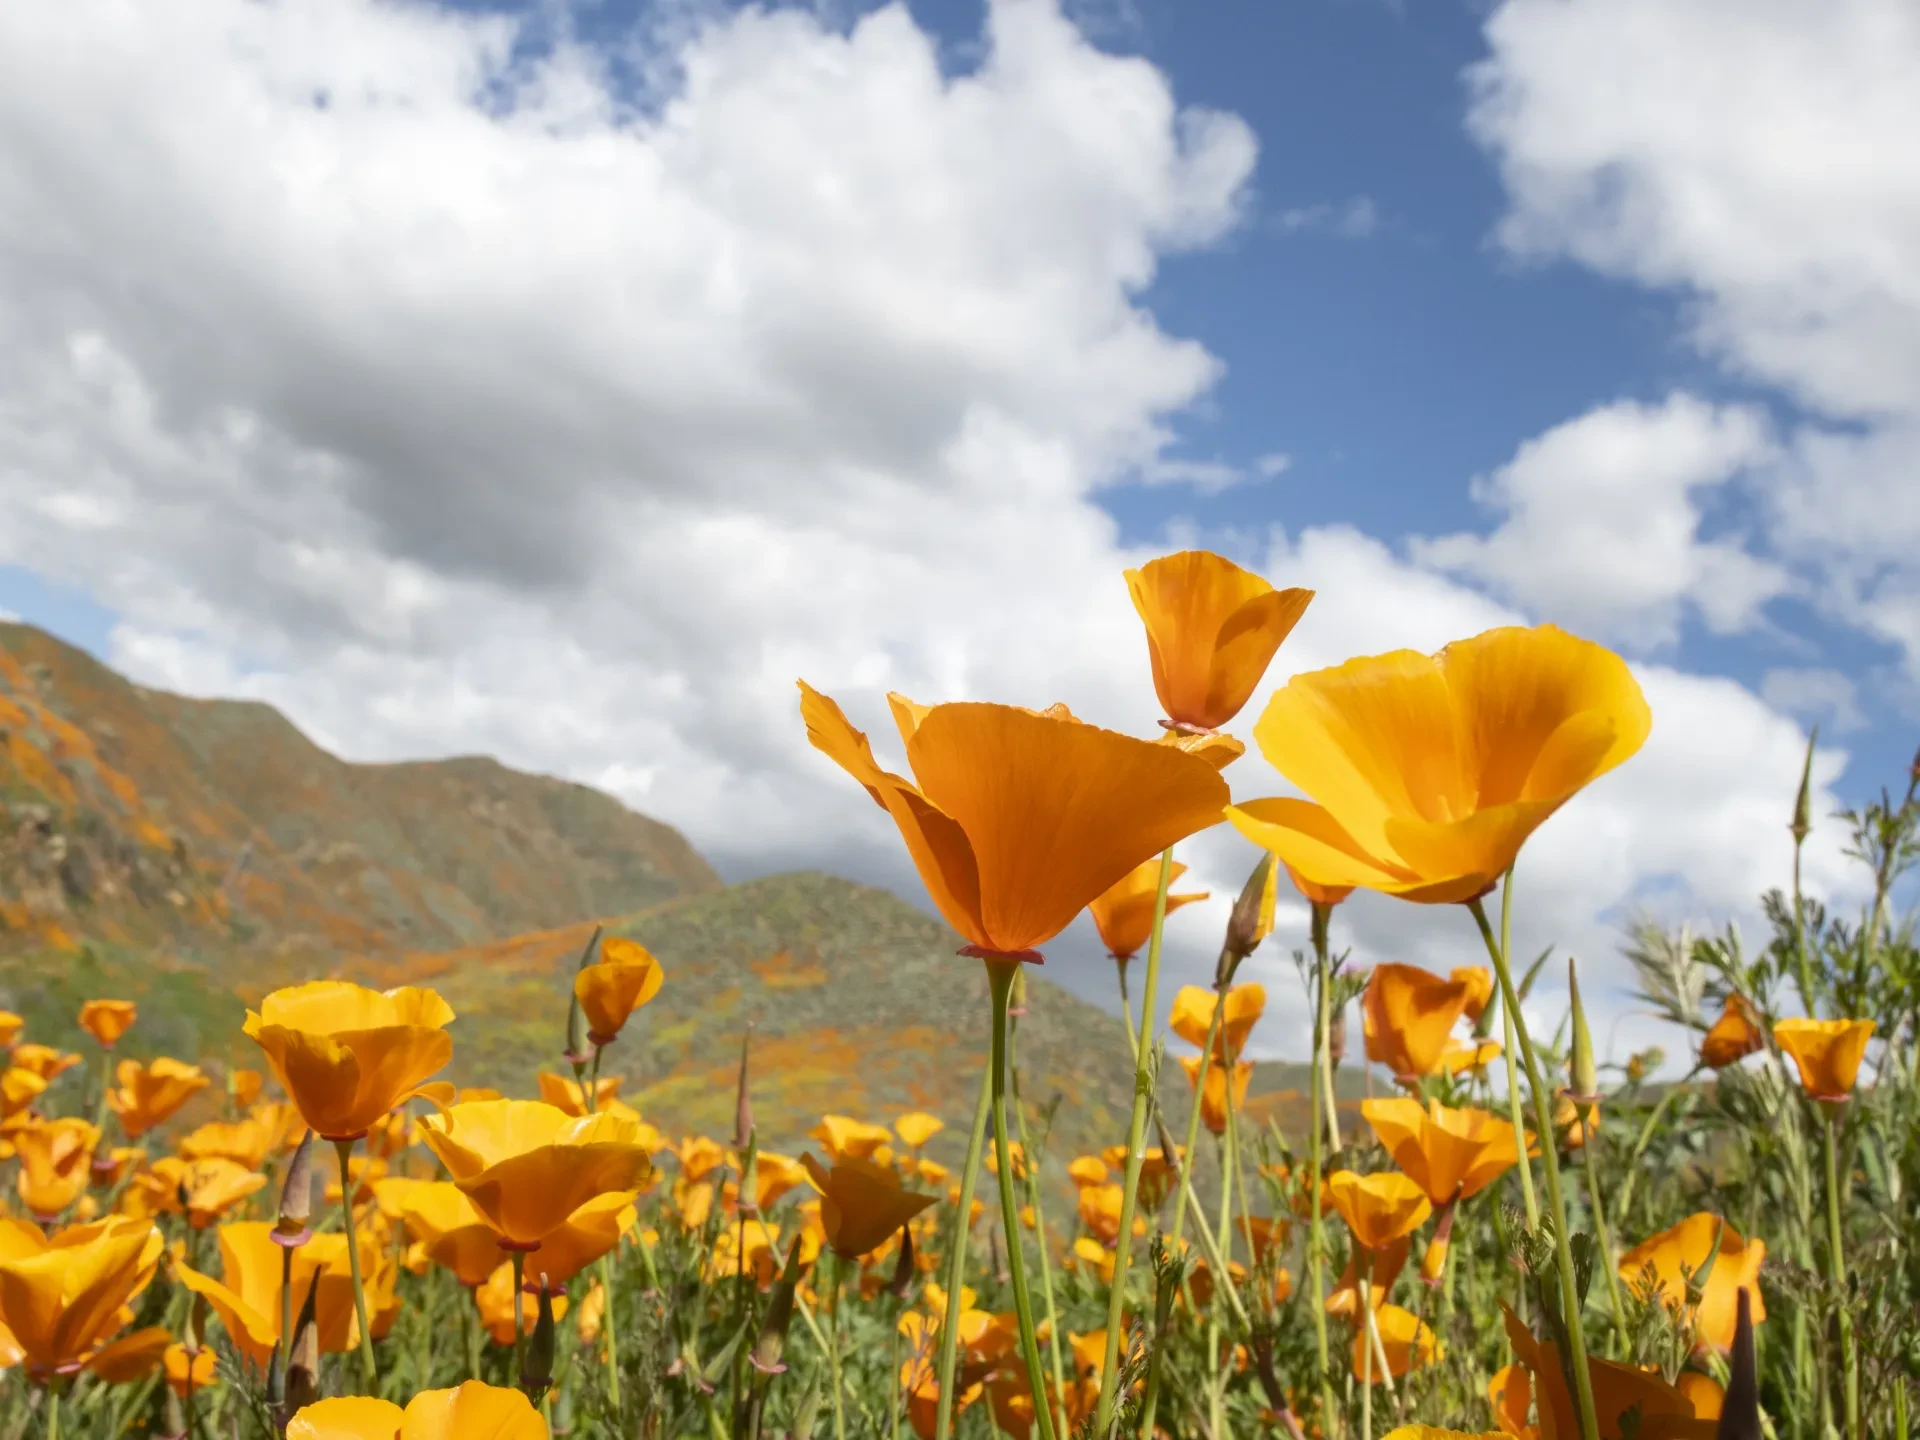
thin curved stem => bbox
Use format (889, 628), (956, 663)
(934, 1059), (993, 1440)
(333, 1138), (378, 1391)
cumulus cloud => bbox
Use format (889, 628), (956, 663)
(0, 0), (1861, 1069)
(1414, 394), (1787, 650)
(1761, 667), (1868, 736)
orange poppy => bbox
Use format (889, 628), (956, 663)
(105, 1058), (209, 1140)
(78, 1001), (137, 1050)
(1362, 965), (1474, 1082)
(129, 1157), (268, 1229)
(1361, 1099), (1523, 1206)
(1772, 1017), (1875, 1100)
(395, 1183), (503, 1289)
(10, 1044), (81, 1083)
(1325, 1171), (1432, 1252)
(1, 1067), (47, 1120)
(1285, 862), (1354, 909)
(1441, 1037), (1504, 1076)
(244, 982), (454, 1142)
(177, 1115), (280, 1172)
(1489, 1362), (1535, 1440)
(85, 1325), (172, 1383)
(1123, 549), (1313, 732)
(1617, 1213), (1765, 1353)
(174, 1223), (363, 1366)
(810, 1115), (894, 1164)
(1502, 1302), (1715, 1440)
(1353, 1304), (1438, 1382)
(287, 1382), (546, 1440)
(12, 1117), (99, 1218)
(1226, 625), (1651, 904)
(1699, 995), (1765, 1070)
(163, 1342), (216, 1398)
(1452, 968), (1495, 1025)
(474, 1260), (570, 1345)
(0, 1012), (21, 1048)
(1088, 857), (1210, 961)
(894, 1112), (944, 1149)
(1176, 1055), (1253, 1136)
(801, 1153), (938, 1258)
(0, 1216), (164, 1376)
(573, 937), (665, 1046)
(535, 1071), (623, 1117)
(797, 683), (1230, 957)
(1067, 1155), (1109, 1188)
(1325, 1236), (1411, 1318)
(1169, 983), (1267, 1061)
(228, 1068), (265, 1109)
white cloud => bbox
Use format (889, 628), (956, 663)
(0, 0), (1864, 1073)
(1468, 0), (1920, 675)
(1760, 667), (1868, 736)
(1413, 394), (1787, 650)
(1274, 196), (1379, 239)
(1254, 451), (1291, 479)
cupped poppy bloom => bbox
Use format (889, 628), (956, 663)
(1285, 861), (1355, 909)
(1618, 1213), (1765, 1353)
(10, 1044), (81, 1083)
(1772, 1017), (1875, 1101)
(177, 1115), (279, 1172)
(1451, 968), (1495, 1025)
(129, 1157), (268, 1229)
(1088, 857), (1211, 962)
(287, 1382), (547, 1440)
(13, 1117), (100, 1219)
(78, 1001), (137, 1050)
(894, 1112), (944, 1149)
(1699, 995), (1766, 1070)
(1176, 1055), (1253, 1136)
(1124, 550), (1314, 732)
(535, 1071), (622, 1118)
(1441, 1037), (1504, 1076)
(802, 1153), (939, 1259)
(1361, 1099), (1522, 1207)
(810, 1115), (894, 1164)
(396, 1183), (501, 1289)
(1362, 965), (1474, 1082)
(1380, 1431), (1505, 1440)
(163, 1342), (216, 1398)
(518, 1191), (638, 1288)
(1325, 1236), (1411, 1318)
(244, 983), (454, 1142)
(475, 1260), (571, 1345)
(1325, 1171), (1432, 1253)
(1067, 1155), (1109, 1188)
(1169, 983), (1267, 1061)
(0, 1216), (164, 1376)
(1353, 1304), (1438, 1383)
(798, 683), (1230, 957)
(85, 1324), (172, 1382)
(738, 1152), (809, 1212)
(574, 937), (665, 1047)
(417, 1100), (652, 1250)
(1503, 1302), (1715, 1440)
(1488, 1363), (1533, 1439)
(229, 1068), (265, 1109)
(1226, 625), (1651, 904)
(106, 1057), (209, 1140)
(0, 1012), (21, 1048)
(1, 1066), (47, 1120)
(174, 1222), (363, 1367)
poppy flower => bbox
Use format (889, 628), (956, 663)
(1441, 1038), (1504, 1076)
(287, 1382), (545, 1440)
(1176, 1055), (1253, 1136)
(574, 937), (665, 1047)
(1325, 1171), (1432, 1253)
(536, 1071), (622, 1117)
(1226, 625), (1651, 904)
(1452, 968), (1495, 1025)
(12, 1117), (100, 1218)
(475, 1260), (571, 1345)
(521, 1191), (638, 1287)
(11, 1044), (81, 1082)
(417, 1099), (652, 1250)
(1362, 965), (1475, 1082)
(1076, 1184), (1132, 1247)
(163, 1342), (216, 1398)
(1772, 1017), (1875, 1101)
(798, 683), (1230, 957)
(1067, 1156), (1109, 1188)
(1502, 1302), (1715, 1440)
(1325, 1236), (1411, 1318)
(1352, 1304), (1438, 1382)
(174, 1222), (364, 1367)
(810, 1115), (894, 1164)
(738, 1152), (809, 1212)
(84, 1325), (172, 1382)
(894, 1112), (945, 1149)
(1488, 1362), (1534, 1440)
(395, 1183), (502, 1289)
(1699, 996), (1766, 1070)
(0, 1012), (21, 1048)
(1, 1066), (46, 1119)
(1361, 1099), (1522, 1207)
(676, 1135), (729, 1182)
(129, 1157), (268, 1229)
(178, 1115), (280, 1172)
(104, 1058), (209, 1140)
(244, 983), (454, 1142)
(1285, 862), (1354, 909)
(1169, 983), (1267, 1061)
(229, 1069), (265, 1109)
(78, 1001), (137, 1050)
(1618, 1213), (1765, 1353)
(0, 1215), (164, 1376)
(1123, 550), (1314, 732)
(801, 1153), (938, 1259)
(1088, 857), (1211, 962)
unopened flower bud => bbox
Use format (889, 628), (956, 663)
(273, 1130), (315, 1246)
(1223, 853), (1278, 966)
(1791, 729), (1817, 845)
(1567, 958), (1599, 1106)
(564, 925), (603, 1065)
(522, 1273), (556, 1398)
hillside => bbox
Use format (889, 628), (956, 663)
(0, 622), (720, 963)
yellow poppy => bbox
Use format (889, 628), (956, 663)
(1326, 1236), (1411, 1318)
(396, 1182), (502, 1289)
(1441, 1037), (1504, 1076)
(1361, 1099), (1522, 1206)
(810, 1115), (894, 1164)
(129, 1157), (267, 1229)
(177, 1115), (279, 1172)
(1123, 549), (1314, 732)
(675, 1135), (728, 1182)
(1362, 965), (1474, 1081)
(229, 1068), (265, 1109)
(801, 1153), (938, 1258)
(535, 1071), (623, 1117)
(287, 1383), (545, 1440)
(1618, 1213), (1766, 1354)
(1503, 1302), (1715, 1440)
(1169, 983), (1266, 1061)
(244, 982), (454, 1142)
(174, 1222), (364, 1367)
(1451, 967), (1495, 1024)
(163, 1342), (216, 1397)
(105, 1058), (209, 1140)
(85, 1324), (171, 1382)
(517, 1191), (637, 1288)
(1488, 1363), (1534, 1440)
(417, 1100), (652, 1250)
(1176, 1055), (1253, 1136)
(798, 683), (1230, 956)
(576, 1278), (607, 1346)
(894, 1112), (944, 1149)
(13, 1117), (100, 1218)
(0, 1012), (21, 1047)
(1067, 1155), (1109, 1188)
(740, 1152), (809, 1212)
(1, 1066), (47, 1120)
(0, 1216), (164, 1376)
(1699, 995), (1765, 1070)
(1285, 862), (1354, 909)
(10, 1044), (81, 1082)
(1353, 1304), (1438, 1382)
(78, 1000), (137, 1050)
(1325, 1171), (1432, 1252)
(475, 1260), (570, 1346)
(573, 937), (665, 1046)
(1226, 625), (1651, 903)
(1772, 1017), (1875, 1100)
(1087, 857), (1210, 961)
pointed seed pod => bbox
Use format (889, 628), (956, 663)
(522, 1272), (556, 1398)
(751, 1237), (806, 1374)
(564, 924), (603, 1065)
(732, 1021), (754, 1151)
(273, 1130), (315, 1247)
(1567, 958), (1599, 1107)
(1223, 853), (1278, 969)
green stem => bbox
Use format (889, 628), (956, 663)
(1495, 888), (1539, 1231)
(1167, 985), (1224, 1252)
(1116, 957), (1139, 1053)
(278, 1242), (294, 1394)
(333, 1138), (378, 1391)
(1578, 1111), (1629, 1352)
(1011, 1013), (1070, 1440)
(1308, 900), (1338, 1433)
(987, 960), (1058, 1440)
(599, 1251), (621, 1406)
(934, 1059), (993, 1440)
(1093, 846), (1174, 1432)
(1470, 892), (1600, 1440)
(828, 1256), (846, 1440)
(45, 1386), (59, 1440)
(1826, 1112), (1858, 1440)
(512, 1249), (526, 1395)
(1359, 1268), (1373, 1440)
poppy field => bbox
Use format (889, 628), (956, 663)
(0, 548), (1915, 1440)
